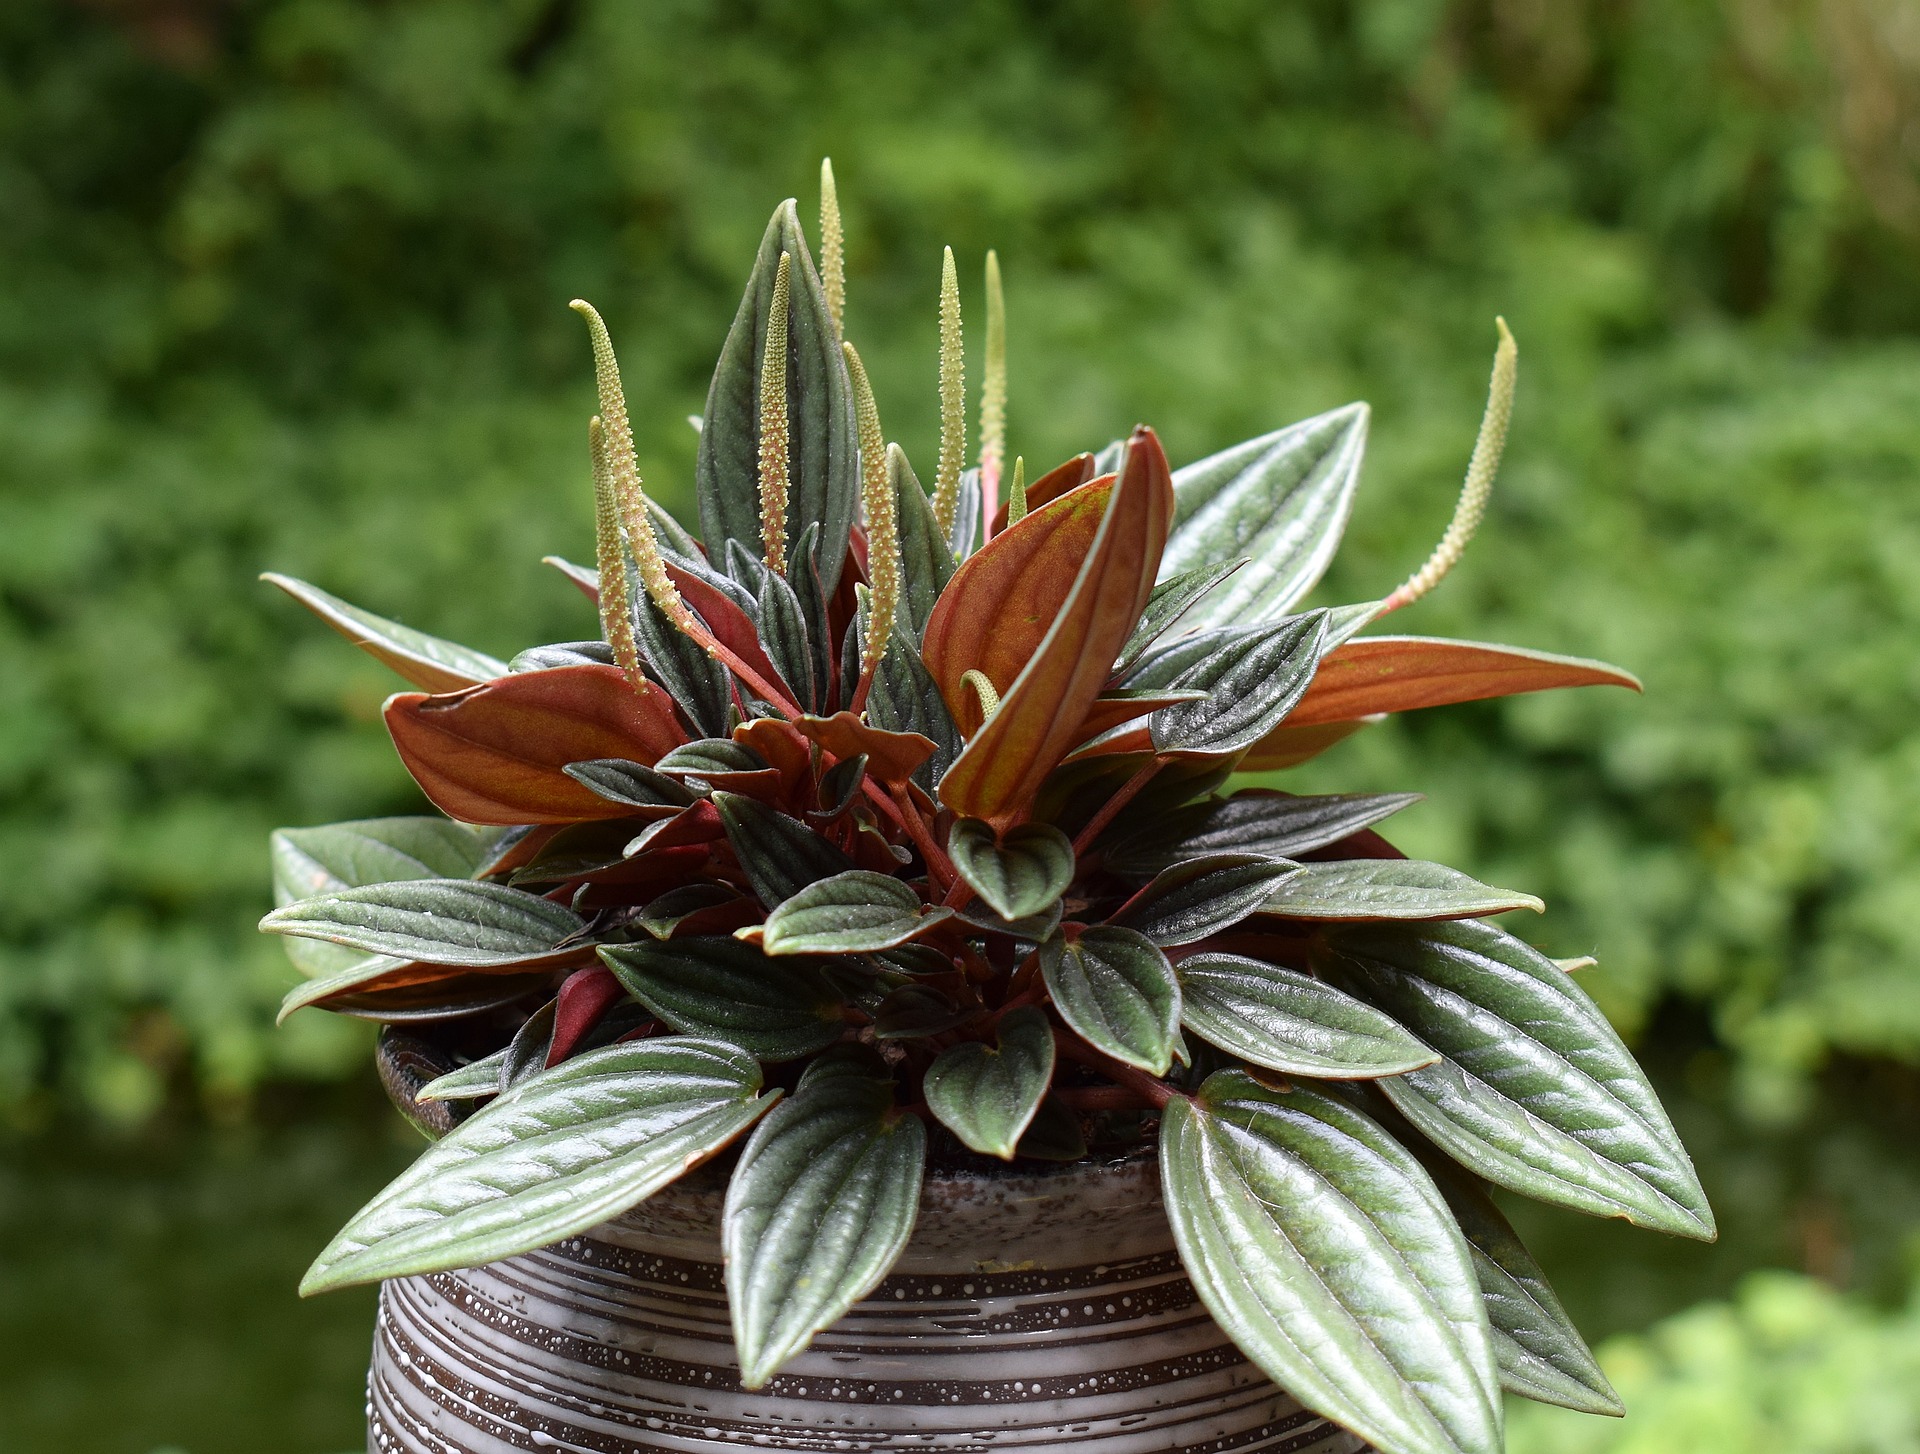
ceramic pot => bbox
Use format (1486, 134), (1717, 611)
(364, 1147), (1370, 1454)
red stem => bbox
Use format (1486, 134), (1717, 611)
(890, 782), (957, 891)
(1052, 1029), (1179, 1109)
(1071, 756), (1165, 858)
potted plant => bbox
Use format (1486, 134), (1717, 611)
(263, 164), (1712, 1454)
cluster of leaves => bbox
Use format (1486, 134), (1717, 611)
(261, 182), (1712, 1454)
(7, 0), (1920, 1123)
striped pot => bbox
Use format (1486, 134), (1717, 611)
(365, 1151), (1369, 1454)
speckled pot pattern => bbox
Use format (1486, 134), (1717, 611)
(365, 1152), (1369, 1453)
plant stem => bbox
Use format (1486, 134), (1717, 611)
(890, 782), (957, 890)
(1052, 1029), (1179, 1109)
(1071, 756), (1165, 857)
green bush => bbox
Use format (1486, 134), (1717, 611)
(1506, 1270), (1920, 1453)
(1, 0), (1916, 1117)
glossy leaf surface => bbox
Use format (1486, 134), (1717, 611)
(922, 1007), (1055, 1159)
(562, 758), (701, 811)
(415, 1048), (510, 1103)
(791, 713), (936, 784)
(263, 573), (509, 691)
(760, 871), (950, 955)
(301, 1039), (772, 1293)
(1101, 790), (1422, 877)
(1114, 559), (1244, 676)
(1316, 920), (1715, 1238)
(937, 429), (1175, 826)
(1144, 613), (1328, 757)
(724, 1054), (924, 1388)
(261, 880), (586, 967)
(386, 666), (687, 824)
(600, 937), (844, 1061)
(1160, 1073), (1500, 1454)
(1420, 1154), (1623, 1415)
(714, 792), (857, 909)
(697, 200), (857, 600)
(948, 818), (1075, 921)
(1176, 952), (1438, 1078)
(1040, 926), (1180, 1074)
(1237, 716), (1379, 772)
(1288, 637), (1642, 727)
(889, 443), (955, 637)
(1159, 403), (1370, 630)
(1111, 853), (1298, 946)
(1259, 860), (1543, 921)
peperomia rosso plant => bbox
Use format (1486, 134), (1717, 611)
(262, 163), (1711, 1454)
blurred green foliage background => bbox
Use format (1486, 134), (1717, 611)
(2, 0), (1919, 1447)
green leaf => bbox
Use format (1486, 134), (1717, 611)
(1160, 1073), (1501, 1454)
(871, 983), (972, 1040)
(1100, 790), (1423, 877)
(1158, 403), (1370, 631)
(262, 573), (510, 692)
(415, 1048), (510, 1103)
(865, 633), (962, 788)
(277, 963), (548, 1025)
(724, 1054), (925, 1388)
(633, 883), (738, 939)
(761, 871), (952, 955)
(1176, 952), (1439, 1078)
(599, 937), (844, 1061)
(655, 739), (782, 795)
(270, 817), (505, 978)
(260, 880), (587, 967)
(631, 583), (734, 740)
(713, 792), (857, 909)
(948, 818), (1075, 921)
(889, 443), (955, 638)
(1110, 852), (1298, 946)
(1114, 559), (1244, 676)
(696, 199), (857, 607)
(562, 759), (701, 811)
(1142, 613), (1328, 757)
(1015, 1093), (1088, 1160)
(300, 1038), (773, 1295)
(726, 542), (821, 714)
(1420, 1154), (1623, 1416)
(1260, 860), (1544, 921)
(508, 818), (646, 885)
(922, 1007), (1056, 1158)
(1040, 926), (1180, 1074)
(1315, 920), (1715, 1239)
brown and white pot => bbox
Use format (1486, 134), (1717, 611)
(364, 1148), (1369, 1454)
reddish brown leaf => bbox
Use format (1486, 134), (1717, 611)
(938, 427), (1176, 829)
(989, 452), (1097, 536)
(543, 555), (601, 603)
(733, 717), (815, 795)
(1286, 636), (1642, 727)
(546, 967), (628, 1066)
(792, 712), (937, 783)
(1236, 717), (1380, 771)
(663, 561), (793, 705)
(922, 473), (1117, 734)
(621, 801), (726, 856)
(386, 665), (689, 825)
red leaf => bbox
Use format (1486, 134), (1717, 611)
(937, 427), (1175, 829)
(546, 967), (628, 1066)
(1286, 636), (1641, 727)
(792, 712), (936, 783)
(923, 472), (1118, 733)
(386, 665), (689, 825)
(988, 452), (1097, 536)
(733, 718), (814, 795)
(543, 555), (601, 603)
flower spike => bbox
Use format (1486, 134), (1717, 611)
(843, 340), (899, 712)
(932, 246), (966, 532)
(1384, 317), (1518, 613)
(979, 249), (1007, 532)
(588, 415), (642, 690)
(1007, 454), (1027, 526)
(569, 300), (699, 640)
(757, 251), (793, 576)
(820, 158), (846, 336)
